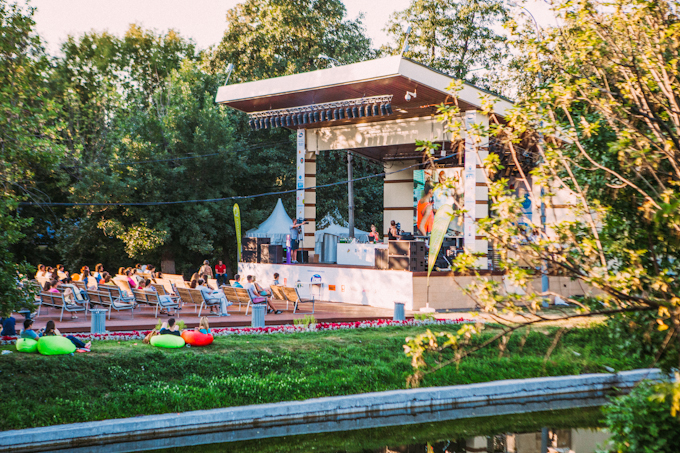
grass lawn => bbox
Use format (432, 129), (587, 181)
(0, 323), (652, 431)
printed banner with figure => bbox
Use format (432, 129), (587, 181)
(233, 203), (241, 262)
(414, 168), (464, 236)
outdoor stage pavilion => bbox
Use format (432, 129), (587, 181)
(215, 55), (587, 311)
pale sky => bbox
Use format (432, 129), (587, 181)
(31, 0), (556, 56)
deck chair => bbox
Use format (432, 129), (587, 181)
(146, 291), (180, 317)
(102, 285), (135, 305)
(38, 292), (87, 321)
(234, 287), (265, 316)
(222, 286), (242, 311)
(282, 286), (315, 314)
(87, 289), (135, 319)
(175, 287), (200, 313)
(270, 285), (289, 310)
(195, 288), (226, 317)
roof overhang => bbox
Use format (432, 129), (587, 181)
(215, 56), (512, 128)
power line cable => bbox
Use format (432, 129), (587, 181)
(19, 153), (460, 207)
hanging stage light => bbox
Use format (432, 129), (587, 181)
(292, 114), (299, 126)
(373, 104), (380, 116)
(275, 117), (282, 128)
(333, 109), (340, 120)
(345, 107), (353, 118)
(326, 109), (333, 121)
(385, 103), (393, 115)
(339, 108), (346, 119)
(380, 103), (387, 116)
(283, 115), (290, 127)
(352, 106), (359, 118)
(314, 111), (321, 123)
(248, 119), (255, 130)
(264, 117), (271, 129)
(319, 110), (326, 122)
(296, 113), (303, 124)
(358, 105), (365, 117)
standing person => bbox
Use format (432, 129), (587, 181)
(417, 183), (435, 236)
(272, 273), (281, 286)
(243, 275), (281, 314)
(290, 218), (307, 263)
(388, 220), (399, 240)
(198, 260), (213, 279)
(368, 224), (380, 243)
(215, 260), (227, 287)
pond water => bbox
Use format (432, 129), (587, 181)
(82, 407), (608, 453)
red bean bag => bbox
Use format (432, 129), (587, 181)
(181, 330), (214, 346)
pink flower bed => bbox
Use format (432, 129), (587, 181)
(0, 318), (468, 345)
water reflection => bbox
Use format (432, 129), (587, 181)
(146, 408), (609, 453)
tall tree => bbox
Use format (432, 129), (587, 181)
(404, 0), (680, 385)
(383, 0), (509, 87)
(0, 1), (63, 314)
(211, 0), (374, 81)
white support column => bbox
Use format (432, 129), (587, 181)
(297, 129), (316, 257)
(464, 110), (489, 269)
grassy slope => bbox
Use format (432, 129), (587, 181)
(0, 324), (651, 431)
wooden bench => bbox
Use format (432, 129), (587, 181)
(270, 285), (289, 311)
(37, 292), (87, 321)
(280, 286), (315, 314)
(86, 289), (136, 319)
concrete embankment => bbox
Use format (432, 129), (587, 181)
(0, 368), (662, 453)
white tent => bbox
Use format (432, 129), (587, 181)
(314, 216), (370, 243)
(245, 199), (294, 246)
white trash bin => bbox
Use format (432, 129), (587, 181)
(90, 309), (107, 334)
(393, 302), (405, 321)
(251, 304), (266, 328)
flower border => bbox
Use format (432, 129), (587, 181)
(1, 318), (469, 345)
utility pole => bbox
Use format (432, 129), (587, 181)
(347, 151), (355, 238)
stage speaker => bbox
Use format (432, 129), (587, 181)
(388, 240), (426, 257)
(375, 248), (388, 270)
(260, 244), (283, 264)
(241, 250), (257, 263)
(388, 256), (426, 272)
(298, 250), (309, 264)
(243, 237), (258, 251)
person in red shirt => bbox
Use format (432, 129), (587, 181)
(215, 260), (227, 287)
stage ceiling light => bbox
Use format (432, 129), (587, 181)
(385, 103), (393, 115)
(373, 104), (380, 116)
(352, 106), (359, 118)
(380, 104), (387, 115)
(345, 107), (353, 119)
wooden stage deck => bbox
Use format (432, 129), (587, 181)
(19, 300), (409, 334)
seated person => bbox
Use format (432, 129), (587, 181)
(42, 320), (91, 350)
(253, 276), (271, 297)
(20, 319), (38, 339)
(100, 272), (116, 286)
(272, 273), (281, 287)
(231, 274), (243, 288)
(1, 315), (16, 336)
(159, 318), (181, 336)
(244, 275), (281, 314)
(198, 279), (231, 316)
(195, 316), (211, 334)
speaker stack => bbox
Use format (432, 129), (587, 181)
(242, 237), (271, 263)
(387, 241), (427, 271)
(259, 244), (283, 264)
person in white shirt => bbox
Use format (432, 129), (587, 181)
(243, 275), (281, 314)
(198, 279), (231, 316)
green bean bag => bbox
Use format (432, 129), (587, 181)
(150, 334), (185, 348)
(16, 338), (38, 353)
(37, 336), (76, 355)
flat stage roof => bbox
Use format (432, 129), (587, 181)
(215, 56), (512, 128)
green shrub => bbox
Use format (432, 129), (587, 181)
(602, 381), (680, 453)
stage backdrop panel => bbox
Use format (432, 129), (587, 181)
(238, 263), (415, 310)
